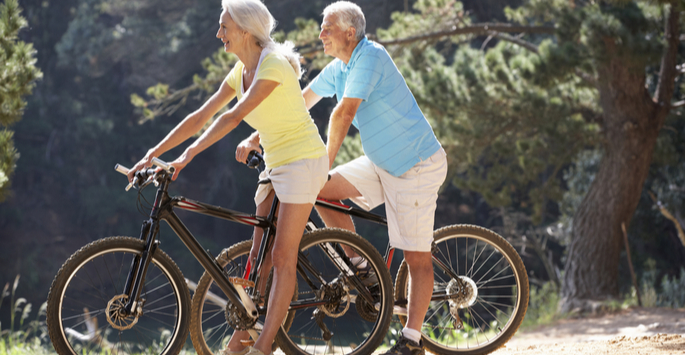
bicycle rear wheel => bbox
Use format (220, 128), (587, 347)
(189, 240), (297, 355)
(275, 228), (394, 355)
(46, 236), (190, 355)
(395, 225), (529, 355)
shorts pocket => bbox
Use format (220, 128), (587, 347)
(396, 191), (436, 241)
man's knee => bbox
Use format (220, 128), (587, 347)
(403, 250), (432, 268)
(317, 172), (359, 200)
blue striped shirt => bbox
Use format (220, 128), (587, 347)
(310, 37), (441, 177)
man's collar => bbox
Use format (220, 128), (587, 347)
(343, 36), (368, 69)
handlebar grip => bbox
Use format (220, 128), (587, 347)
(115, 164), (130, 175)
(151, 157), (175, 174)
(246, 151), (264, 169)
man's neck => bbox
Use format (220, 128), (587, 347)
(339, 39), (362, 64)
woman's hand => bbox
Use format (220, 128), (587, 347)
(127, 149), (158, 183)
(235, 132), (262, 164)
(168, 151), (194, 181)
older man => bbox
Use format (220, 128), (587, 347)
(302, 2), (448, 355)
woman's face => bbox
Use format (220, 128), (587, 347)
(216, 10), (245, 54)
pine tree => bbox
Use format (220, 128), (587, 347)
(0, 0), (42, 201)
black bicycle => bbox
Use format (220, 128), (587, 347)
(192, 154), (530, 355)
(45, 156), (394, 355)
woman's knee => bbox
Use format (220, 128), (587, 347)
(270, 248), (297, 270)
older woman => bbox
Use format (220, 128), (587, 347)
(127, 1), (328, 355)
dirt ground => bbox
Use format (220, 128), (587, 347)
(492, 307), (685, 354)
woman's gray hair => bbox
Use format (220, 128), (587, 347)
(221, 0), (303, 78)
(322, 1), (366, 42)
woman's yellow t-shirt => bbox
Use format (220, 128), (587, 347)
(226, 52), (326, 169)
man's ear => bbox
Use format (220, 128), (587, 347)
(347, 27), (356, 40)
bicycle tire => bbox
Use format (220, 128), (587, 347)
(189, 239), (297, 355)
(275, 228), (394, 355)
(46, 236), (191, 355)
(395, 225), (529, 355)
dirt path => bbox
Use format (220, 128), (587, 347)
(492, 307), (685, 354)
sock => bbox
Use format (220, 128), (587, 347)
(350, 256), (367, 269)
(402, 327), (421, 344)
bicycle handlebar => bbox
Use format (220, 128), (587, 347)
(114, 158), (175, 191)
(246, 150), (264, 169)
(115, 153), (261, 191)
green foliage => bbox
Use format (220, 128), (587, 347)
(378, 0), (468, 43)
(0, 0), (42, 127)
(0, 276), (49, 354)
(521, 281), (561, 328)
(393, 40), (599, 223)
(559, 149), (602, 220)
(657, 267), (685, 308)
(0, 0), (42, 202)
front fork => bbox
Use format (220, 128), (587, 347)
(121, 218), (160, 315)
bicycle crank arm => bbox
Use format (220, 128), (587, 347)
(229, 277), (259, 320)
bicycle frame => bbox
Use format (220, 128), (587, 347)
(122, 171), (273, 322)
(311, 197), (465, 305)
(120, 168), (379, 328)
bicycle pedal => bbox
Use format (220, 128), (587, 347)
(240, 340), (256, 346)
(229, 277), (255, 288)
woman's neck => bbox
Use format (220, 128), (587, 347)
(238, 42), (264, 72)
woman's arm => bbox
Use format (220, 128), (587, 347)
(128, 79), (236, 182)
(169, 79), (280, 179)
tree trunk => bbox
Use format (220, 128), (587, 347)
(560, 4), (680, 313)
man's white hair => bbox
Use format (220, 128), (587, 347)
(221, 0), (303, 78)
(323, 1), (366, 41)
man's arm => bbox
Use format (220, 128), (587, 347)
(302, 85), (323, 110)
(326, 97), (362, 169)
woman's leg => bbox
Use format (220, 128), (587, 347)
(253, 201), (313, 355)
(225, 191), (276, 352)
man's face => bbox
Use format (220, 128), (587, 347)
(319, 13), (354, 60)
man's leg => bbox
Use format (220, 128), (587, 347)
(315, 172), (361, 232)
(402, 250), (433, 332)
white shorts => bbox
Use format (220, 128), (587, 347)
(333, 149), (448, 252)
(255, 155), (329, 206)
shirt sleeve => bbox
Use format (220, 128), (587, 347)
(343, 50), (384, 101)
(309, 61), (338, 98)
(255, 54), (286, 85)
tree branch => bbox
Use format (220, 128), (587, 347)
(375, 23), (555, 46)
(654, 1), (680, 110)
(492, 32), (539, 53)
(648, 191), (685, 248)
(671, 100), (685, 108)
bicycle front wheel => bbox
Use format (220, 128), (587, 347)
(46, 236), (191, 355)
(395, 225), (529, 355)
(275, 228), (394, 355)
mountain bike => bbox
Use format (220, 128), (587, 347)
(193, 153), (530, 355)
(45, 156), (394, 355)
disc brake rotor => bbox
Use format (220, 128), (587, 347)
(106, 294), (139, 330)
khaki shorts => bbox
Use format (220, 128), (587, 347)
(334, 149), (448, 252)
(255, 155), (329, 206)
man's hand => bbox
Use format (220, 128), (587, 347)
(236, 131), (262, 164)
